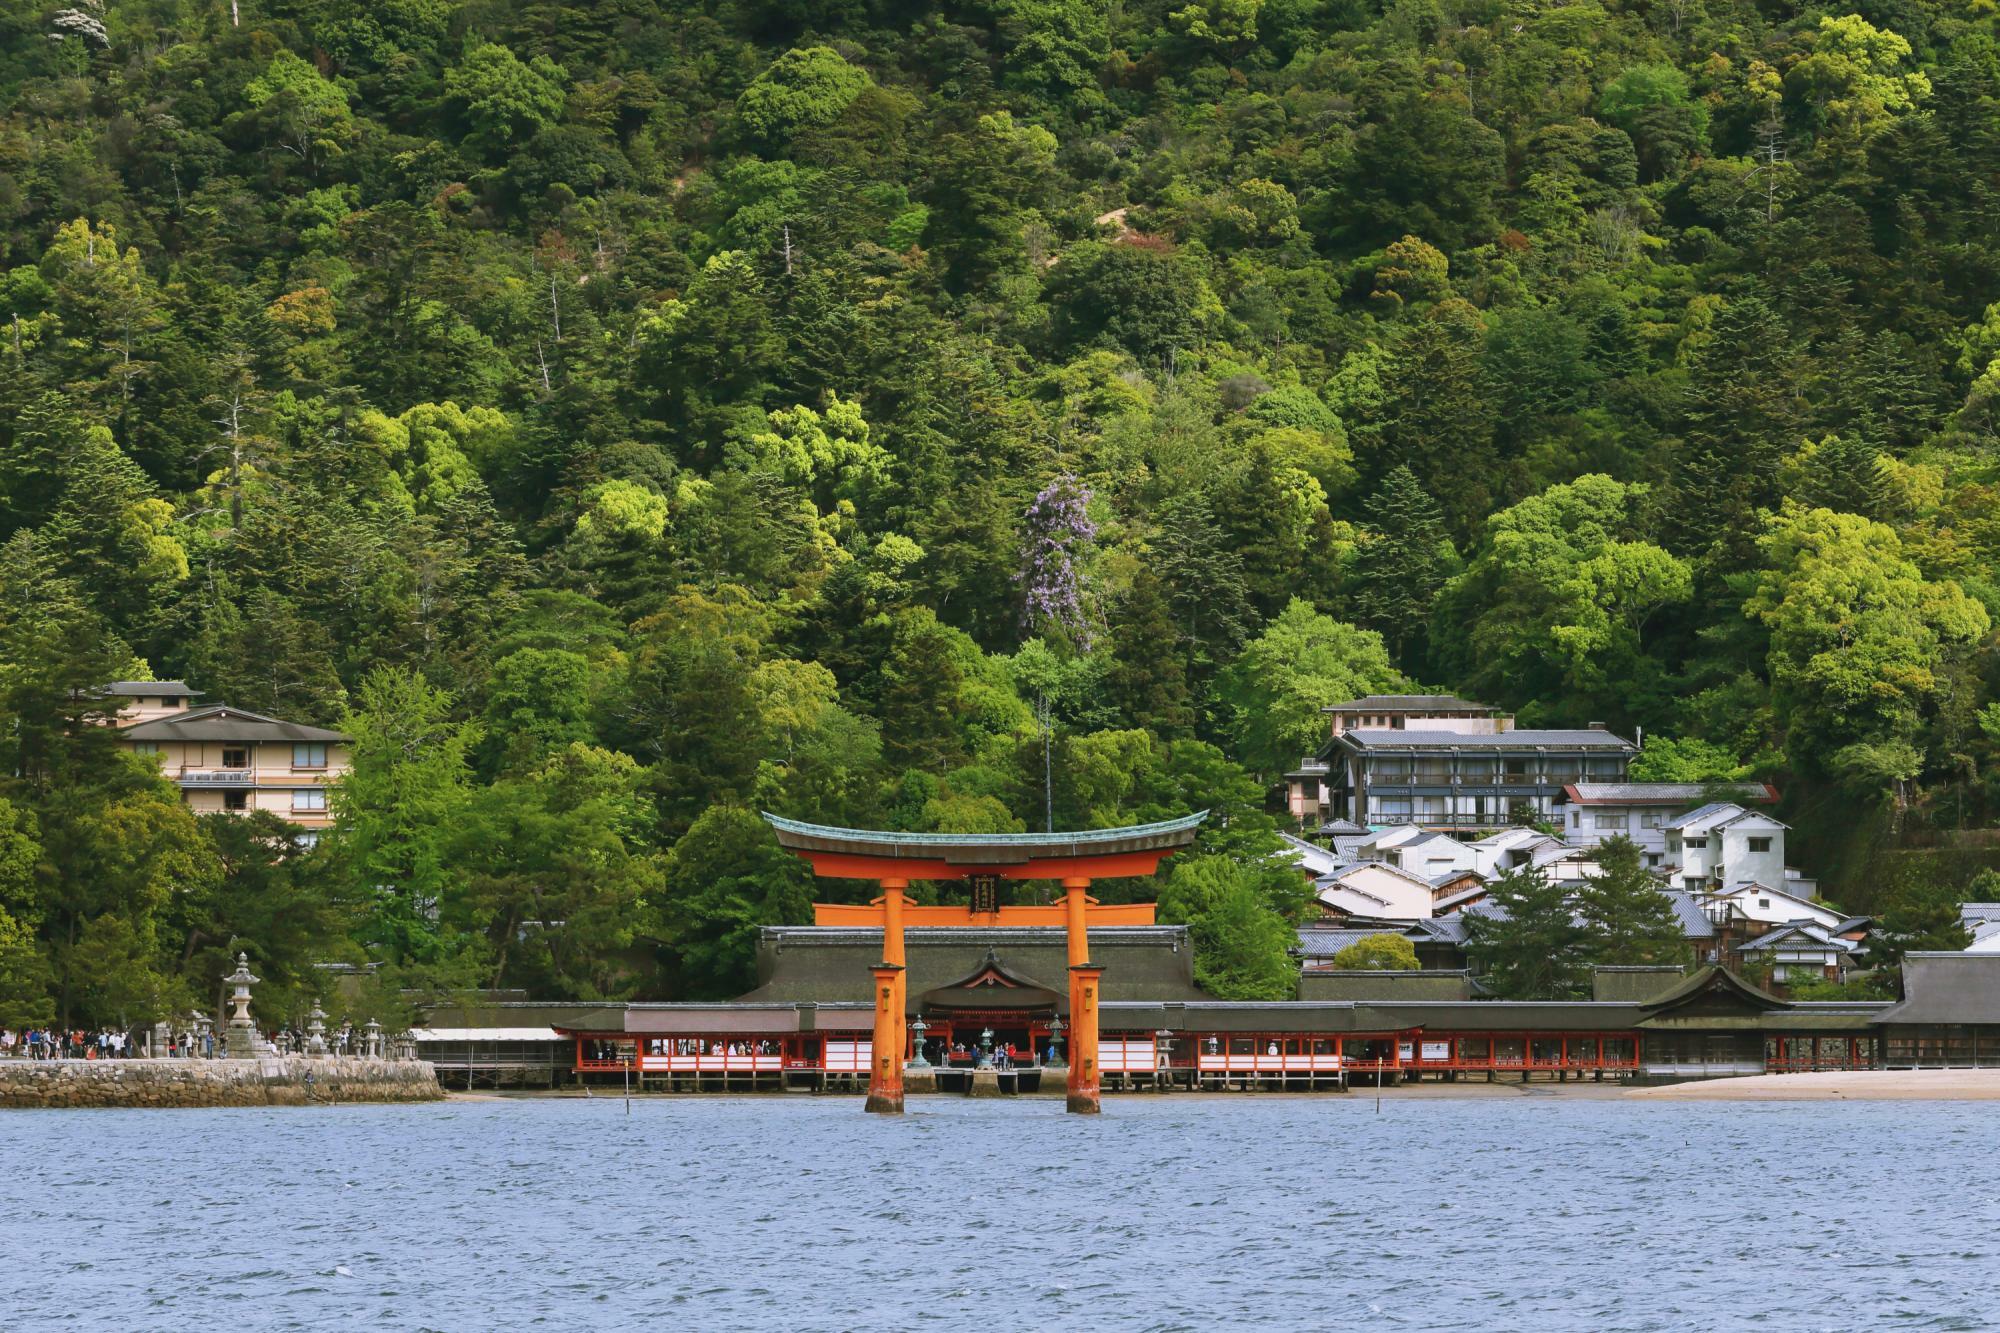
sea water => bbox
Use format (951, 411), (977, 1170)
(3, 1095), (1992, 1331)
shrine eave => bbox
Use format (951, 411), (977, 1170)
(762, 811), (1208, 872)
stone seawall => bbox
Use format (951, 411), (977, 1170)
(0, 1057), (444, 1109)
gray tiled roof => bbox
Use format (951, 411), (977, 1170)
(1662, 889), (1719, 940)
(1323, 694), (1499, 713)
(1434, 884), (1490, 912)
(98, 680), (202, 697)
(1662, 801), (1743, 831)
(1565, 782), (1776, 805)
(1341, 728), (1636, 750)
(1960, 903), (2000, 927)
(1874, 953), (2000, 1025)
(1736, 922), (1848, 952)
(119, 704), (348, 744)
(1296, 928), (1384, 957)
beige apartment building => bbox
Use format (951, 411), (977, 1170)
(99, 682), (350, 835)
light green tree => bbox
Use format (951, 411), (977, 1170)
(1330, 932), (1420, 970)
(1443, 474), (1690, 701)
(242, 50), (355, 166)
(1745, 506), (1988, 796)
(444, 44), (568, 158)
(736, 46), (872, 145)
(1217, 599), (1404, 777)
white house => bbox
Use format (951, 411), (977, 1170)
(1314, 861), (1439, 921)
(1733, 922), (1855, 984)
(1699, 882), (1845, 934)
(1467, 827), (1568, 878)
(1558, 782), (1780, 866)
(1349, 824), (1485, 879)
(1663, 804), (1790, 891)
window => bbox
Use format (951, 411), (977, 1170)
(131, 741), (158, 756)
(1684, 837), (1706, 849)
(1593, 811), (1630, 830)
(1646, 854), (1662, 867)
(223, 790), (248, 811)
(1758, 897), (1771, 910)
(1748, 836), (1772, 853)
(292, 789), (327, 813)
(221, 747), (248, 769)
(1640, 810), (1669, 828)
(293, 743), (328, 770)
(1571, 811), (1581, 828)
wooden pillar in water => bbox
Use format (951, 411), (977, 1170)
(865, 879), (908, 1114)
(1063, 877), (1101, 1114)
(866, 963), (905, 1113)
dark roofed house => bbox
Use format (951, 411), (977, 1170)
(117, 703), (350, 834)
(1558, 781), (1781, 870)
(1319, 721), (1638, 835)
(1875, 953), (2000, 1067)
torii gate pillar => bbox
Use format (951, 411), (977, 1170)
(1062, 877), (1101, 1114)
(864, 879), (908, 1115)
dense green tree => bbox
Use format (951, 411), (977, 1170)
(1347, 465), (1451, 660)
(1157, 854), (1299, 1001)
(1329, 932), (1419, 971)
(1576, 838), (1692, 968)
(1217, 600), (1403, 777)
(1464, 865), (1595, 1001)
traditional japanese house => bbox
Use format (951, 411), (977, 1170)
(1875, 953), (2000, 1067)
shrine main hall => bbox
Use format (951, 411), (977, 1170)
(410, 814), (1972, 1096)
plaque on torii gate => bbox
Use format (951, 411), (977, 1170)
(762, 812), (1207, 1114)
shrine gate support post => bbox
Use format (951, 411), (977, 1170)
(1063, 877), (1101, 1114)
(864, 879), (909, 1114)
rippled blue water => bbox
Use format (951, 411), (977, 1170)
(4, 1094), (1993, 1331)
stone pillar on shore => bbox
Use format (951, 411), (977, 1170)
(224, 953), (260, 1059)
(305, 1000), (328, 1056)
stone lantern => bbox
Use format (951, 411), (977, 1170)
(364, 1018), (383, 1059)
(1045, 1014), (1065, 1068)
(223, 952), (260, 1058)
(305, 1000), (328, 1056)
(906, 1015), (930, 1069)
(394, 1031), (418, 1062)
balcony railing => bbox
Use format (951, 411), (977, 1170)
(176, 769), (255, 787)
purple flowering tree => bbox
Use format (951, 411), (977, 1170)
(1016, 473), (1098, 831)
(1016, 473), (1098, 649)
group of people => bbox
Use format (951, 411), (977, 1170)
(0, 1029), (141, 1060)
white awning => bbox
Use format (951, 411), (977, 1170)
(409, 1027), (564, 1043)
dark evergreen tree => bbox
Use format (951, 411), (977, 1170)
(1464, 865), (1595, 1000)
(1347, 465), (1450, 661)
(1104, 568), (1195, 738)
(1576, 837), (1691, 967)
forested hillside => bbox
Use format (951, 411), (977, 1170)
(3, 0), (1999, 1025)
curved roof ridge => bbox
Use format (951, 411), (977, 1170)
(762, 810), (1207, 847)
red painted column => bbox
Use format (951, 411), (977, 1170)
(865, 963), (905, 1114)
(1068, 964), (1103, 1114)
(881, 878), (908, 1061)
(1061, 876), (1100, 1113)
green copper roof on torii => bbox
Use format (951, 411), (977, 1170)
(761, 811), (1208, 865)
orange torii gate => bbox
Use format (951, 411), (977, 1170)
(763, 812), (1207, 1114)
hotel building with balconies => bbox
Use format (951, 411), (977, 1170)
(100, 683), (350, 835)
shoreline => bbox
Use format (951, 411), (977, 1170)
(445, 1069), (2000, 1103)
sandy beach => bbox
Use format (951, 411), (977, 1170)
(1629, 1069), (2000, 1100)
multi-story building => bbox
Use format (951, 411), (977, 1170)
(1295, 694), (1638, 834)
(1556, 781), (1780, 867)
(103, 682), (350, 837)
(1662, 803), (1791, 891)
